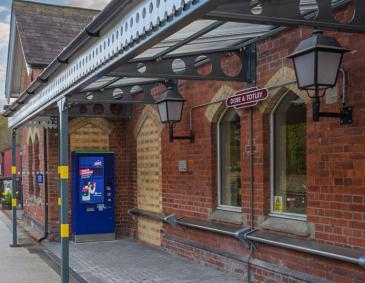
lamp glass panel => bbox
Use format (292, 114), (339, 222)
(157, 101), (168, 123)
(167, 101), (184, 122)
(293, 51), (315, 89)
(317, 51), (342, 87)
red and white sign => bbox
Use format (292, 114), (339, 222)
(226, 87), (269, 109)
(80, 169), (93, 176)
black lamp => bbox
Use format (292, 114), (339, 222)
(156, 81), (194, 142)
(288, 31), (352, 124)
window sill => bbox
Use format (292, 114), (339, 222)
(259, 216), (313, 238)
(208, 208), (246, 225)
(269, 212), (307, 221)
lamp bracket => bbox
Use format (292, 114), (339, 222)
(169, 124), (195, 143)
(318, 106), (353, 125)
(312, 97), (353, 124)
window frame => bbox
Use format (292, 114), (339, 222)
(269, 91), (307, 221)
(216, 107), (242, 212)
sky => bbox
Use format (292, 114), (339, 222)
(0, 0), (110, 109)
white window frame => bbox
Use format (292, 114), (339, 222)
(270, 92), (307, 221)
(216, 107), (242, 212)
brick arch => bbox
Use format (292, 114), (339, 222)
(69, 117), (113, 135)
(205, 85), (244, 124)
(33, 133), (39, 144)
(69, 118), (113, 151)
(26, 127), (39, 145)
(134, 105), (163, 138)
(135, 105), (163, 246)
(258, 66), (309, 114)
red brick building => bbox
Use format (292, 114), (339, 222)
(3, 1), (365, 282)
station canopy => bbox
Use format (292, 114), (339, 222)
(80, 20), (272, 93)
(4, 0), (359, 127)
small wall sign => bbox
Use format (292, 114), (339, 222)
(226, 87), (269, 109)
(274, 196), (283, 212)
(178, 160), (188, 172)
(36, 173), (44, 184)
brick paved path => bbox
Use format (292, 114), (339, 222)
(44, 238), (243, 283)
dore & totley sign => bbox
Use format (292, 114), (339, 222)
(226, 87), (269, 109)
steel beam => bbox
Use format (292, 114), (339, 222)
(206, 0), (365, 34)
(108, 49), (250, 82)
(69, 82), (159, 105)
(57, 97), (69, 283)
(10, 129), (17, 247)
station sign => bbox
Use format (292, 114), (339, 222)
(226, 87), (269, 109)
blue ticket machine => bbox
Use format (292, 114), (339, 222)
(72, 151), (115, 242)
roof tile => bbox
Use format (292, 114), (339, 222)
(13, 0), (99, 66)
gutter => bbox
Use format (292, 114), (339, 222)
(3, 0), (131, 117)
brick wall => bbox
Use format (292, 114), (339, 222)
(156, 27), (365, 283)
(22, 127), (47, 233)
(22, 118), (130, 238)
(20, 4), (365, 282)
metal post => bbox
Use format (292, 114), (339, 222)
(57, 116), (61, 234)
(57, 98), (69, 283)
(10, 129), (17, 247)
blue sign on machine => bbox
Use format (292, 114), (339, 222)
(72, 152), (115, 242)
(36, 173), (43, 184)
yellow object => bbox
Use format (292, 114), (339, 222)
(12, 199), (17, 207)
(274, 196), (283, 212)
(11, 166), (16, 175)
(59, 166), (69, 180)
(60, 224), (69, 238)
(58, 197), (61, 206)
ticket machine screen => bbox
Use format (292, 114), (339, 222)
(79, 156), (105, 204)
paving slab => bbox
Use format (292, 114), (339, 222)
(0, 211), (60, 283)
(44, 238), (244, 283)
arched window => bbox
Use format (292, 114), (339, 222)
(33, 134), (40, 198)
(271, 92), (307, 217)
(217, 108), (242, 209)
(28, 138), (34, 196)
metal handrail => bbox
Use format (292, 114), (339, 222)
(175, 217), (251, 248)
(128, 208), (176, 228)
(245, 230), (365, 269)
(128, 208), (365, 268)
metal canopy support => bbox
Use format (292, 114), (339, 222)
(7, 0), (226, 128)
(108, 48), (254, 83)
(244, 43), (256, 86)
(206, 0), (365, 34)
(69, 82), (160, 104)
(57, 97), (69, 283)
(10, 129), (17, 247)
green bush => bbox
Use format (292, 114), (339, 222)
(1, 189), (12, 205)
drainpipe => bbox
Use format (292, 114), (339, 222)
(39, 128), (48, 242)
(247, 107), (255, 283)
(248, 108), (254, 230)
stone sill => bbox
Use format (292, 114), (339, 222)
(259, 216), (314, 238)
(208, 208), (246, 225)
